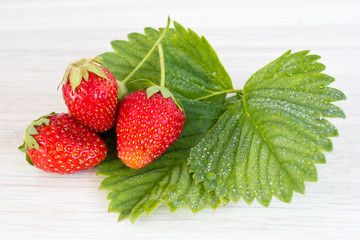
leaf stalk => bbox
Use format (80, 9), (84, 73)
(122, 17), (171, 84)
(158, 43), (165, 88)
(195, 89), (242, 101)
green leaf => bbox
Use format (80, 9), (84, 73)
(188, 50), (346, 206)
(98, 21), (345, 221)
(100, 21), (233, 102)
(127, 78), (156, 92)
(98, 22), (234, 221)
(98, 149), (221, 223)
(98, 98), (226, 222)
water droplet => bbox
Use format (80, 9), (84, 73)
(206, 172), (217, 181)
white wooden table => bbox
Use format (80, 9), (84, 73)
(0, 0), (359, 239)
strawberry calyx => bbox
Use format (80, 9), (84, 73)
(146, 85), (184, 113)
(58, 57), (109, 93)
(60, 57), (128, 100)
(143, 41), (184, 113)
(19, 112), (55, 152)
(18, 112), (55, 165)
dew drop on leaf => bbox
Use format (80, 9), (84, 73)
(206, 173), (217, 181)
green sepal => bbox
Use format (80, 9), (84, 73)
(19, 112), (55, 155)
(60, 67), (71, 89)
(146, 85), (162, 98)
(160, 88), (172, 98)
(18, 143), (34, 166)
(69, 67), (82, 91)
(25, 152), (34, 166)
(18, 143), (27, 153)
(81, 67), (89, 81)
(85, 63), (108, 80)
(59, 57), (110, 93)
(146, 86), (185, 113)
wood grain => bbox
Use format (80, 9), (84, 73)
(0, 0), (359, 239)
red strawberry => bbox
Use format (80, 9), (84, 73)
(116, 90), (185, 169)
(19, 113), (107, 174)
(61, 58), (119, 132)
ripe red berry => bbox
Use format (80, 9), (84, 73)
(61, 58), (118, 132)
(116, 90), (185, 169)
(19, 113), (107, 174)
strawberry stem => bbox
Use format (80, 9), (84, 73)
(195, 89), (243, 101)
(122, 16), (171, 84)
(158, 43), (165, 88)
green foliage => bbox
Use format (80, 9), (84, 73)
(99, 22), (345, 222)
(98, 21), (233, 222)
(98, 98), (226, 222)
(100, 21), (233, 102)
(188, 50), (346, 205)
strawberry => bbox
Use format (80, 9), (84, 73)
(61, 58), (119, 132)
(116, 90), (185, 169)
(19, 113), (107, 174)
